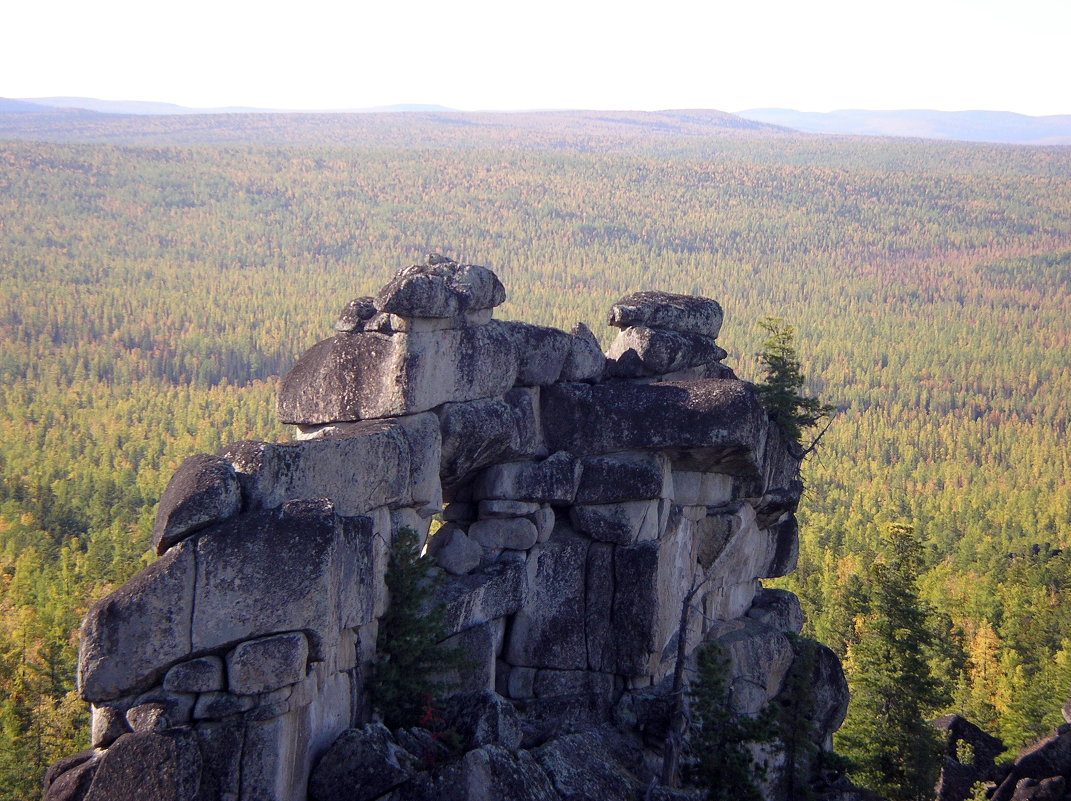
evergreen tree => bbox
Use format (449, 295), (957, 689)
(370, 527), (461, 730)
(836, 524), (947, 801)
(685, 641), (774, 801)
(774, 635), (820, 801)
(754, 316), (834, 444)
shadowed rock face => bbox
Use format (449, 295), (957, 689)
(53, 261), (846, 801)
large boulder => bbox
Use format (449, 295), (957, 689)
(277, 322), (518, 424)
(334, 296), (378, 333)
(533, 729), (638, 801)
(606, 511), (696, 678)
(540, 379), (767, 474)
(608, 291), (724, 338)
(375, 260), (505, 318)
(606, 326), (727, 378)
(43, 751), (100, 801)
(575, 451), (670, 504)
(83, 731), (202, 801)
(78, 541), (196, 702)
(438, 392), (543, 490)
(152, 454), (241, 555)
(713, 618), (795, 714)
(439, 554), (528, 636)
(308, 724), (415, 801)
(191, 500), (375, 656)
(746, 587), (804, 634)
(473, 452), (581, 503)
(500, 321), (573, 386)
(220, 424), (412, 517)
(446, 690), (523, 750)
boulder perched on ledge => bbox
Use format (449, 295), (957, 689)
(608, 290), (724, 338)
(52, 259), (845, 801)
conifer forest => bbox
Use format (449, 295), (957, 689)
(1, 111), (1070, 798)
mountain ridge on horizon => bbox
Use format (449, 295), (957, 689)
(737, 107), (1071, 145)
(4, 96), (1071, 145)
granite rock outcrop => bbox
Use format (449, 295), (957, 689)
(46, 256), (849, 801)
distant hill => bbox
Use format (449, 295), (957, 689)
(736, 108), (1071, 145)
(0, 105), (788, 146)
(21, 96), (288, 115)
(0, 98), (53, 113)
(19, 97), (459, 115)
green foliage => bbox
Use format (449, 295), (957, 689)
(370, 527), (461, 731)
(773, 635), (820, 801)
(0, 120), (1069, 780)
(754, 316), (834, 443)
(685, 641), (774, 801)
(836, 524), (946, 801)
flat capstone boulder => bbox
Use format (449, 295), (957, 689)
(607, 290), (723, 338)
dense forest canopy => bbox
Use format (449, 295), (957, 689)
(1, 112), (1070, 798)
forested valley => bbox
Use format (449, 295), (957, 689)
(1, 112), (1070, 798)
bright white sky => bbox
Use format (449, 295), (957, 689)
(5, 0), (1069, 115)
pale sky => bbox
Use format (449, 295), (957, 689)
(5, 0), (1070, 115)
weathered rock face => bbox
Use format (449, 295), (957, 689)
(52, 262), (846, 801)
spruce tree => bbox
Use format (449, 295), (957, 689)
(685, 641), (774, 801)
(370, 527), (460, 730)
(754, 316), (834, 444)
(836, 524), (947, 801)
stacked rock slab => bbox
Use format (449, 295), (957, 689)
(50, 256), (848, 801)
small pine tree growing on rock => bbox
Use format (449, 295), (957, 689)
(685, 641), (775, 801)
(371, 526), (461, 731)
(754, 316), (834, 444)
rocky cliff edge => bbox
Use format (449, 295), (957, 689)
(44, 257), (849, 801)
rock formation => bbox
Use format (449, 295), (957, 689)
(45, 256), (849, 801)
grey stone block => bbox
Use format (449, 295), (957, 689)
(440, 555), (528, 636)
(78, 540), (195, 702)
(505, 527), (589, 669)
(746, 588), (804, 634)
(501, 320), (572, 386)
(473, 451), (580, 503)
(576, 451), (670, 504)
(228, 632), (309, 695)
(446, 690), (522, 750)
(570, 499), (662, 545)
(152, 453), (241, 555)
(376, 260), (505, 318)
(43, 750), (100, 801)
(427, 523), (484, 576)
(84, 731), (202, 801)
(193, 691), (256, 719)
(606, 326), (727, 378)
(438, 396), (537, 489)
(469, 517), (539, 550)
(277, 322), (518, 424)
(559, 322), (606, 382)
(163, 656), (224, 694)
(220, 423), (412, 517)
(608, 290), (723, 338)
(479, 499), (541, 517)
(191, 500), (376, 657)
(334, 296), (377, 333)
(90, 699), (132, 748)
(541, 380), (767, 474)
(308, 723), (415, 801)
